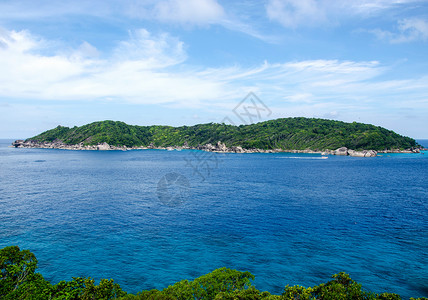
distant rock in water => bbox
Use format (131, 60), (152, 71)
(12, 118), (422, 156)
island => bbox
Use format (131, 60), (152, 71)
(12, 118), (421, 157)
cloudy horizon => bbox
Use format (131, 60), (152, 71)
(1, 0), (427, 138)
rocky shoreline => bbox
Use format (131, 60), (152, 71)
(11, 140), (422, 157)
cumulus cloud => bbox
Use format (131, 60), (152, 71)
(1, 27), (427, 121)
(0, 28), (223, 105)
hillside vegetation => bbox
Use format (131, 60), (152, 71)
(28, 118), (419, 151)
(2, 246), (426, 300)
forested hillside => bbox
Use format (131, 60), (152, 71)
(27, 118), (419, 151)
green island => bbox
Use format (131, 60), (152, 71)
(13, 118), (421, 154)
(1, 246), (426, 300)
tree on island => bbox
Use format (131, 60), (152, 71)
(24, 118), (420, 151)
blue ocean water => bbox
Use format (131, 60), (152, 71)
(417, 139), (428, 148)
(0, 139), (427, 299)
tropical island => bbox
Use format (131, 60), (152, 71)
(12, 118), (422, 157)
(1, 246), (426, 299)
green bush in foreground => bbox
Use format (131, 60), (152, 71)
(1, 246), (426, 300)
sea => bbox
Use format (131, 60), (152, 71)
(0, 139), (427, 299)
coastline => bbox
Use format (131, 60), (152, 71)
(10, 140), (422, 157)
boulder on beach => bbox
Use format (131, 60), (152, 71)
(216, 141), (228, 152)
(364, 150), (377, 157)
(97, 143), (111, 150)
(348, 150), (365, 157)
(348, 149), (377, 157)
(231, 146), (244, 153)
(334, 147), (348, 156)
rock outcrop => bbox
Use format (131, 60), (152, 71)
(13, 140), (421, 157)
(230, 146), (244, 153)
(11, 140), (25, 147)
(97, 143), (111, 150)
(364, 150), (377, 157)
(348, 149), (377, 157)
(216, 141), (227, 152)
(347, 149), (365, 157)
(334, 147), (348, 156)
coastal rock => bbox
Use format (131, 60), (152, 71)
(334, 147), (348, 156)
(216, 141), (228, 152)
(321, 150), (333, 155)
(302, 149), (316, 153)
(6, 140), (400, 157)
(205, 143), (215, 151)
(230, 146), (244, 153)
(345, 149), (378, 157)
(348, 150), (365, 157)
(12, 140), (24, 147)
(364, 150), (377, 157)
(97, 143), (111, 150)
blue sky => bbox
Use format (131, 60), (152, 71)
(1, 0), (427, 138)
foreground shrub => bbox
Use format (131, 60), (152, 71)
(2, 246), (427, 300)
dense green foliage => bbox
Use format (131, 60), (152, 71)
(1, 246), (427, 300)
(27, 118), (419, 151)
(1, 246), (126, 299)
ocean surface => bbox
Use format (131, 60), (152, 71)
(0, 139), (427, 299)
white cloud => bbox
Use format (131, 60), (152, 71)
(343, 0), (423, 16)
(266, 0), (327, 29)
(369, 18), (428, 43)
(128, 0), (277, 41)
(74, 42), (100, 59)
(0, 0), (225, 26)
(113, 29), (186, 68)
(0, 1), (276, 42)
(0, 28), (226, 106)
(1, 28), (427, 125)
(153, 0), (225, 25)
(266, 0), (425, 28)
(124, 0), (225, 25)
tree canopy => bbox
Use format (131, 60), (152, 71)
(27, 118), (419, 151)
(1, 246), (426, 299)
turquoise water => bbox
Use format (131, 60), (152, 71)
(0, 139), (427, 298)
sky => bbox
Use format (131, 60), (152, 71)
(0, 0), (427, 139)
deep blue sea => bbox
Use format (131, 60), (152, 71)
(0, 139), (427, 299)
